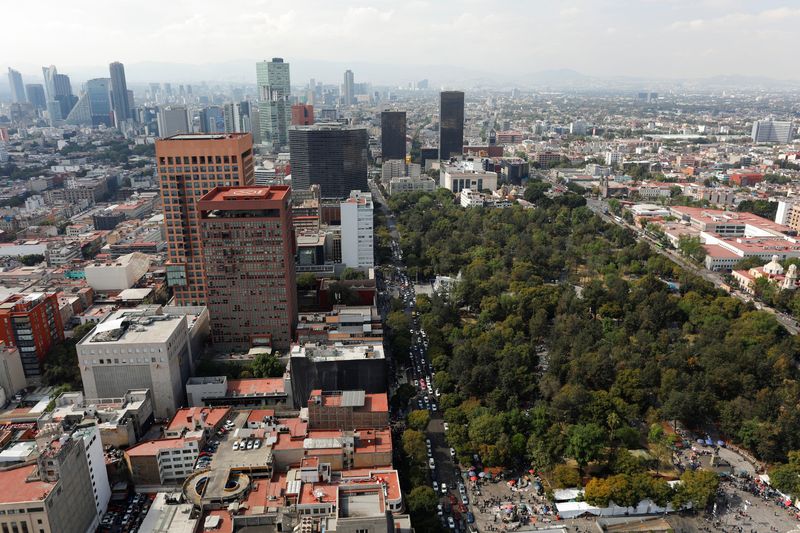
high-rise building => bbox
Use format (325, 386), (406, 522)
(41, 65), (76, 123)
(381, 111), (406, 160)
(341, 190), (374, 268)
(109, 61), (130, 127)
(7, 68), (25, 103)
(0, 293), (64, 380)
(256, 58), (291, 148)
(157, 106), (190, 137)
(126, 89), (136, 119)
(439, 91), (465, 159)
(156, 133), (255, 305)
(223, 102), (251, 133)
(66, 78), (113, 127)
(291, 104), (314, 126)
(752, 120), (793, 143)
(199, 106), (224, 133)
(343, 69), (355, 107)
(289, 123), (368, 198)
(197, 186), (296, 350)
(25, 83), (46, 110)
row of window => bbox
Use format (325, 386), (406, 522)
(159, 155), (239, 165)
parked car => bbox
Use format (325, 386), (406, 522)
(428, 458), (435, 469)
(447, 517), (455, 529)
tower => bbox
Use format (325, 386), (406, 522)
(381, 111), (407, 160)
(156, 133), (255, 305)
(343, 70), (355, 107)
(197, 186), (297, 350)
(109, 61), (130, 127)
(256, 58), (291, 148)
(439, 91), (465, 160)
(7, 68), (25, 104)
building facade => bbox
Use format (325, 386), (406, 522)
(340, 190), (374, 268)
(752, 120), (793, 143)
(257, 58), (291, 148)
(0, 293), (64, 380)
(289, 124), (368, 198)
(156, 133), (255, 305)
(291, 104), (314, 126)
(76, 306), (194, 418)
(380, 111), (406, 160)
(197, 186), (297, 350)
(7, 68), (25, 104)
(157, 106), (190, 137)
(439, 91), (464, 160)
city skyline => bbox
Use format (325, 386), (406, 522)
(3, 0), (800, 86)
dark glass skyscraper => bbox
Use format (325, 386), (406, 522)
(25, 84), (46, 110)
(109, 61), (130, 127)
(289, 123), (368, 198)
(439, 91), (464, 159)
(381, 111), (407, 160)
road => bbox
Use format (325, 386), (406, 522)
(584, 196), (799, 335)
(372, 178), (468, 531)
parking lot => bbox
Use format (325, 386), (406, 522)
(98, 492), (152, 533)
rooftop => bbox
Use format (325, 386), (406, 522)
(126, 436), (199, 457)
(198, 186), (291, 204)
(79, 307), (185, 345)
(0, 464), (54, 504)
(227, 378), (285, 396)
(165, 133), (249, 141)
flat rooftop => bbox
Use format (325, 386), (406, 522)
(0, 464), (54, 504)
(291, 343), (384, 361)
(165, 133), (248, 141)
(80, 308), (185, 345)
(199, 186), (291, 204)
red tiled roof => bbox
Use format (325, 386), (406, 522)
(227, 378), (284, 396)
(167, 407), (230, 432)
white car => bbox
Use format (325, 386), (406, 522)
(429, 458), (435, 469)
(443, 422), (449, 432)
(233, 441), (240, 451)
(433, 481), (439, 492)
(450, 448), (456, 458)
(447, 517), (455, 529)
(254, 439), (262, 449)
(441, 482), (448, 494)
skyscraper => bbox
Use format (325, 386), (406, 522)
(343, 70), (355, 107)
(256, 58), (291, 148)
(156, 133), (255, 305)
(439, 91), (465, 159)
(157, 106), (190, 137)
(42, 65), (76, 122)
(289, 123), (368, 198)
(341, 190), (374, 268)
(223, 102), (251, 133)
(109, 61), (130, 127)
(7, 68), (25, 104)
(752, 120), (793, 143)
(25, 84), (46, 110)
(65, 78), (113, 127)
(381, 111), (407, 160)
(197, 186), (296, 350)
(199, 106), (224, 133)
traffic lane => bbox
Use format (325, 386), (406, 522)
(428, 415), (459, 493)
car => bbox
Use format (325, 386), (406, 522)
(433, 481), (439, 492)
(443, 423), (449, 432)
(441, 483), (447, 494)
(431, 402), (438, 412)
(254, 439), (262, 449)
(429, 458), (435, 469)
(417, 400), (424, 409)
(458, 483), (466, 495)
(425, 438), (431, 447)
(447, 517), (455, 529)
(461, 494), (469, 505)
(239, 439), (247, 450)
(450, 448), (456, 458)
(233, 441), (240, 451)
(466, 512), (475, 524)
(437, 504), (443, 516)
(435, 388), (441, 398)
(427, 449), (432, 458)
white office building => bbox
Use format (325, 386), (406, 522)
(440, 160), (498, 193)
(156, 106), (190, 137)
(76, 306), (196, 419)
(752, 120), (793, 143)
(340, 190), (374, 268)
(84, 252), (151, 291)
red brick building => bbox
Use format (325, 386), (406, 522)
(729, 172), (764, 187)
(291, 104), (314, 126)
(197, 186), (297, 350)
(0, 293), (64, 379)
(156, 133), (255, 306)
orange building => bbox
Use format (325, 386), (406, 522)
(156, 133), (255, 305)
(197, 186), (297, 350)
(0, 293), (64, 379)
(291, 104), (314, 126)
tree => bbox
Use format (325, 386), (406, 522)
(673, 470), (719, 510)
(677, 235), (706, 263)
(770, 451), (800, 496)
(391, 383), (417, 411)
(552, 464), (581, 488)
(297, 272), (317, 289)
(407, 486), (439, 515)
(341, 268), (366, 280)
(19, 254), (44, 266)
(250, 353), (284, 378)
(407, 409), (431, 431)
(648, 423), (671, 474)
(401, 429), (428, 465)
(566, 423), (606, 476)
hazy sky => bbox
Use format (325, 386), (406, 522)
(4, 0), (800, 82)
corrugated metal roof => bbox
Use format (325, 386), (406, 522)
(340, 390), (365, 407)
